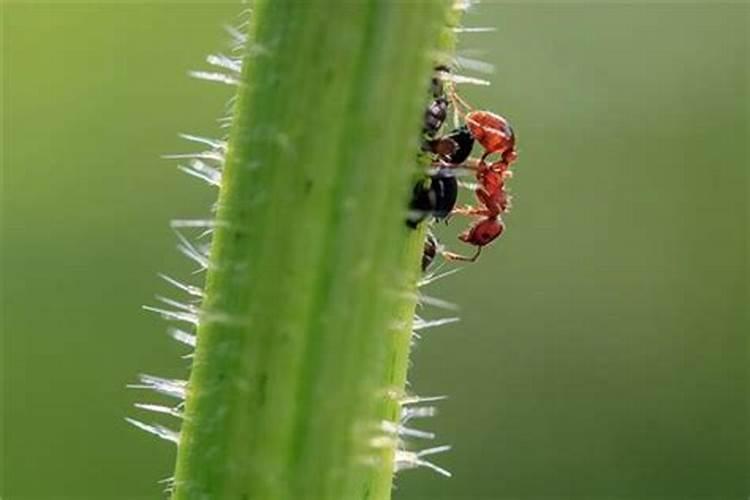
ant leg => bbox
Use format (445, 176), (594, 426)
(430, 158), (481, 181)
(451, 205), (490, 217)
(454, 157), (482, 171)
(442, 203), (488, 224)
(457, 179), (481, 192)
(446, 82), (475, 112)
(445, 82), (476, 128)
(441, 246), (482, 263)
(452, 103), (466, 129)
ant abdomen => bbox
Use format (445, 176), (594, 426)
(406, 172), (458, 229)
(428, 126), (474, 165)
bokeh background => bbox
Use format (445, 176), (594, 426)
(2, 2), (747, 499)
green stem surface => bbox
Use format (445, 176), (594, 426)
(173, 2), (453, 499)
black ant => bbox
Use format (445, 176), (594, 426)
(406, 170), (458, 229)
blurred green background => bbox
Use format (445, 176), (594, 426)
(2, 2), (747, 499)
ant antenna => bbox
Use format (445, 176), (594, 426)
(445, 81), (475, 112)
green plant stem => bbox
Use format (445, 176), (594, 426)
(363, 230), (425, 499)
(172, 2), (453, 499)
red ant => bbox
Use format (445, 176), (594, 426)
(410, 69), (520, 265)
(436, 84), (518, 263)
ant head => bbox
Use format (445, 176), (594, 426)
(459, 218), (505, 247)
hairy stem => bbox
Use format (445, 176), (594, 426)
(172, 2), (454, 499)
